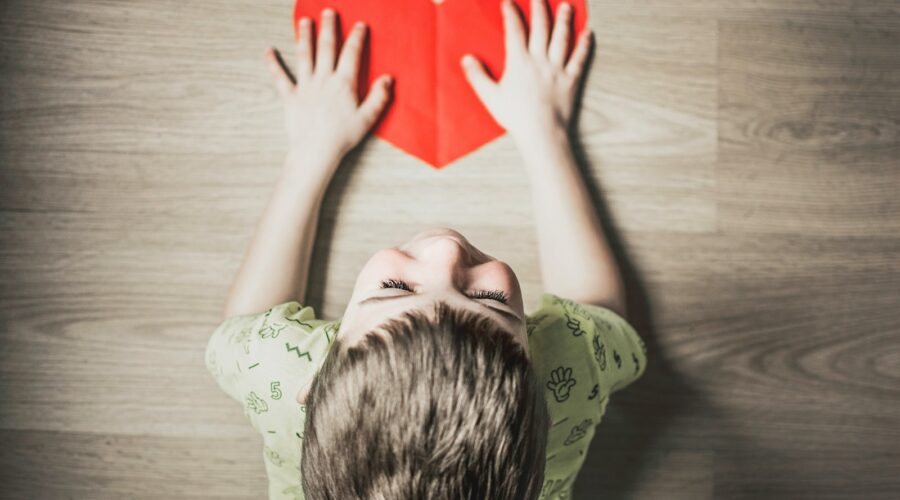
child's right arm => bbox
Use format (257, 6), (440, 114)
(461, 0), (625, 316)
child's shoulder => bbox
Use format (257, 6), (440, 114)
(525, 291), (647, 396)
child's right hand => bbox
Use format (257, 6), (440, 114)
(460, 0), (591, 147)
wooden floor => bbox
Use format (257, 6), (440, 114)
(1, 1), (898, 498)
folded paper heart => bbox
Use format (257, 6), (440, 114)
(293, 0), (588, 169)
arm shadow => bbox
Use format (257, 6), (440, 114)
(564, 39), (698, 499)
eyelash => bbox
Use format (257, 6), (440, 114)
(379, 278), (509, 304)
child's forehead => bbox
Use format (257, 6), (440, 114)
(340, 297), (529, 356)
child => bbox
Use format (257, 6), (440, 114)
(205, 1), (647, 499)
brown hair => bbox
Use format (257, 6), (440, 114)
(301, 301), (549, 499)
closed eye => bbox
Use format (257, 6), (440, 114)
(379, 278), (509, 305)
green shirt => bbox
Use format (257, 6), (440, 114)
(205, 293), (647, 500)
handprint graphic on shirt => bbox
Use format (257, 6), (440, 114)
(231, 327), (253, 354)
(546, 366), (577, 402)
(259, 322), (287, 339)
(245, 391), (269, 414)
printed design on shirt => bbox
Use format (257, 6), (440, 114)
(632, 352), (640, 374)
(246, 391), (269, 414)
(286, 317), (314, 330)
(259, 322), (288, 339)
(546, 367), (577, 403)
(270, 381), (283, 400)
(230, 326), (253, 354)
(613, 349), (622, 369)
(540, 472), (575, 499)
(594, 316), (613, 333)
(564, 312), (587, 337)
(282, 485), (305, 499)
(638, 336), (647, 354)
(550, 416), (569, 428)
(526, 313), (550, 338)
(588, 384), (599, 400)
(564, 419), (592, 446)
(285, 342), (312, 362)
(323, 322), (338, 343)
(592, 333), (607, 371)
(264, 445), (285, 467)
(554, 297), (588, 317)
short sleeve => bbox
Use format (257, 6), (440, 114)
(528, 293), (647, 397)
(527, 293), (648, 499)
(205, 302), (340, 500)
(577, 301), (647, 394)
(206, 301), (340, 427)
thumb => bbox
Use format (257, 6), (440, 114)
(357, 74), (393, 131)
(460, 54), (497, 106)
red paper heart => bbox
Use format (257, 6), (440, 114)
(293, 0), (587, 169)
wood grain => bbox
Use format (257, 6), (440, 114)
(1, 0), (899, 499)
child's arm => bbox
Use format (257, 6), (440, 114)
(223, 9), (393, 319)
(461, 0), (625, 316)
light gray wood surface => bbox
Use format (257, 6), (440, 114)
(1, 1), (898, 498)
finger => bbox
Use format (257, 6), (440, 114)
(501, 0), (527, 60)
(264, 47), (293, 98)
(564, 28), (592, 81)
(295, 16), (314, 82)
(460, 54), (498, 106)
(357, 74), (393, 130)
(336, 21), (366, 83)
(547, 2), (572, 68)
(315, 8), (337, 75)
(528, 0), (550, 59)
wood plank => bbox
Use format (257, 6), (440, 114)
(0, 429), (267, 499)
(718, 15), (900, 236)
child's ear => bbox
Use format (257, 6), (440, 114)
(296, 381), (311, 404)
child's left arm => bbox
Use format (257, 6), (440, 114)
(223, 8), (393, 319)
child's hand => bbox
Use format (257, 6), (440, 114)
(265, 9), (393, 170)
(460, 0), (591, 146)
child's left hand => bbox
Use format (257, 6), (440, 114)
(265, 8), (393, 175)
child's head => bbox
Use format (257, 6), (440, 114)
(335, 227), (528, 350)
(300, 227), (548, 499)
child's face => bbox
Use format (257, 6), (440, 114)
(337, 227), (527, 351)
(296, 227), (528, 403)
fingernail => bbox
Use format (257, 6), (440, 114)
(561, 2), (571, 11)
(355, 21), (365, 30)
(299, 17), (309, 27)
(385, 75), (393, 86)
(323, 8), (334, 17)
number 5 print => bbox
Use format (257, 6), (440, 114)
(270, 381), (283, 400)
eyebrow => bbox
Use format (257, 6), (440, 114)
(358, 294), (521, 325)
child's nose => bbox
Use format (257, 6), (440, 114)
(421, 237), (474, 270)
